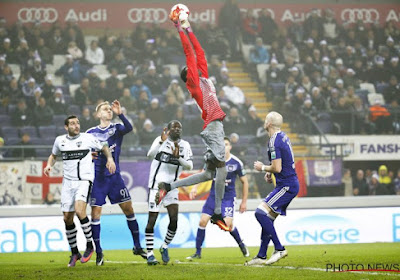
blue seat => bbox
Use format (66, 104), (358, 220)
(38, 125), (57, 138)
(19, 126), (38, 138)
(4, 137), (20, 145)
(36, 148), (52, 158)
(53, 114), (67, 126)
(1, 126), (19, 139)
(67, 105), (81, 116)
(0, 114), (11, 124)
(56, 126), (66, 136)
(0, 106), (6, 114)
(42, 136), (56, 145)
(270, 82), (285, 96)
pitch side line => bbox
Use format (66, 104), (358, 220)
(102, 260), (400, 277)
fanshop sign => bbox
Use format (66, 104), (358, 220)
(313, 135), (400, 161)
(0, 3), (399, 29)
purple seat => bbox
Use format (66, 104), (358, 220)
(19, 126), (38, 138)
(53, 114), (67, 126)
(0, 115), (11, 124)
(67, 105), (81, 116)
(38, 125), (57, 138)
(1, 126), (19, 139)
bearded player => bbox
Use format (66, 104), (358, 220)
(155, 7), (228, 231)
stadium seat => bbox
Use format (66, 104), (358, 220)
(67, 105), (81, 116)
(7, 104), (17, 114)
(0, 114), (11, 124)
(52, 76), (63, 86)
(1, 126), (19, 140)
(29, 137), (42, 145)
(38, 125), (57, 138)
(367, 93), (385, 105)
(69, 84), (80, 98)
(42, 136), (56, 145)
(19, 126), (38, 138)
(53, 55), (66, 70)
(56, 126), (66, 136)
(270, 82), (286, 96)
(36, 148), (52, 158)
(4, 137), (20, 145)
(360, 83), (376, 94)
(241, 43), (253, 62)
(375, 83), (388, 94)
(53, 114), (67, 126)
(256, 63), (269, 86)
(163, 64), (180, 77)
(0, 106), (6, 114)
(9, 64), (20, 77)
(316, 113), (333, 134)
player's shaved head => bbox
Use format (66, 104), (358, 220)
(180, 66), (188, 83)
(265, 111), (283, 129)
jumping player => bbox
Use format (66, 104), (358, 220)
(145, 120), (193, 265)
(187, 137), (249, 260)
(156, 10), (228, 231)
(246, 111), (299, 266)
(86, 100), (146, 266)
(44, 115), (116, 267)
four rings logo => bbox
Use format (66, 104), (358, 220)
(341, 8), (379, 23)
(127, 8), (168, 23)
(18, 7), (58, 23)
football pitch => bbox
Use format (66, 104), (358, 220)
(0, 243), (399, 280)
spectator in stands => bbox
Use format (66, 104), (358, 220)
(387, 57), (400, 80)
(219, 66), (230, 86)
(352, 169), (369, 196)
(47, 27), (67, 54)
(35, 37), (52, 64)
(383, 75), (400, 105)
(4, 78), (22, 104)
(319, 40), (330, 57)
(166, 79), (185, 104)
(22, 77), (36, 98)
(222, 78), (245, 108)
(104, 68), (118, 92)
(300, 75), (313, 94)
(394, 169), (400, 195)
(0, 64), (13, 90)
(1, 38), (16, 63)
(96, 80), (108, 102)
(122, 65), (136, 89)
(370, 59), (388, 84)
(159, 66), (175, 92)
(107, 51), (128, 74)
(43, 192), (56, 205)
(224, 107), (247, 135)
(369, 173), (390, 195)
(12, 132), (36, 158)
(85, 40), (104, 65)
(33, 96), (54, 126)
(266, 58), (283, 86)
(310, 87), (328, 111)
(282, 39), (300, 63)
(87, 68), (102, 90)
(142, 39), (159, 65)
(385, 36), (399, 58)
(14, 39), (30, 67)
(49, 88), (67, 115)
(28, 57), (46, 85)
(320, 56), (334, 77)
(344, 86), (357, 107)
(67, 41), (83, 60)
(300, 38), (315, 61)
(303, 9), (323, 42)
(74, 77), (94, 106)
(242, 9), (261, 44)
(332, 97), (351, 134)
(0, 137), (5, 159)
(352, 96), (370, 134)
(119, 88), (137, 113)
(139, 118), (158, 145)
(163, 94), (179, 121)
(219, 0), (241, 58)
(146, 98), (164, 125)
(109, 80), (124, 101)
(79, 106), (97, 131)
(378, 165), (392, 190)
(55, 54), (86, 84)
(143, 65), (162, 95)
(245, 105), (263, 135)
(322, 8), (339, 44)
(269, 41), (285, 64)
(343, 68), (359, 89)
(342, 169), (353, 196)
(258, 8), (278, 44)
(136, 89), (150, 111)
(130, 78), (152, 100)
(41, 75), (56, 101)
(249, 37), (270, 65)
(335, 79), (347, 96)
(369, 99), (392, 134)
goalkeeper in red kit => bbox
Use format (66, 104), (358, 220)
(155, 12), (229, 231)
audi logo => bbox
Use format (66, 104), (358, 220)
(127, 8), (168, 23)
(341, 8), (379, 23)
(18, 7), (58, 23)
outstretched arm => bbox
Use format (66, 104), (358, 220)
(187, 30), (208, 78)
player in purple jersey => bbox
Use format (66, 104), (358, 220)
(86, 100), (146, 265)
(246, 111), (299, 266)
(187, 137), (249, 260)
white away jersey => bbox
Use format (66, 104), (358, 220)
(147, 136), (193, 189)
(52, 133), (104, 181)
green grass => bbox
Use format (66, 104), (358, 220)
(0, 243), (399, 280)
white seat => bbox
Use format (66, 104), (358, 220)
(367, 93), (385, 105)
(360, 83), (376, 94)
(257, 63), (269, 86)
(84, 35), (99, 48)
(241, 44), (253, 62)
(69, 84), (80, 98)
(52, 76), (63, 86)
(93, 64), (109, 76)
(163, 64), (180, 77)
(53, 55), (66, 70)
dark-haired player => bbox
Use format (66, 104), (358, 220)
(156, 11), (229, 231)
(44, 115), (116, 267)
(145, 120), (193, 265)
(187, 137), (249, 260)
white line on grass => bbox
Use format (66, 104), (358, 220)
(102, 260), (400, 278)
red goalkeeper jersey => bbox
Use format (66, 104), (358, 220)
(179, 31), (226, 129)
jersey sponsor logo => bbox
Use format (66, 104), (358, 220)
(61, 149), (90, 160)
(155, 151), (180, 165)
(271, 151), (276, 159)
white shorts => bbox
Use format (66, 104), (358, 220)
(61, 179), (92, 212)
(148, 188), (179, 212)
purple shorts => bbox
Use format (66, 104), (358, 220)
(263, 182), (299, 216)
(202, 195), (235, 218)
(91, 173), (131, 206)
